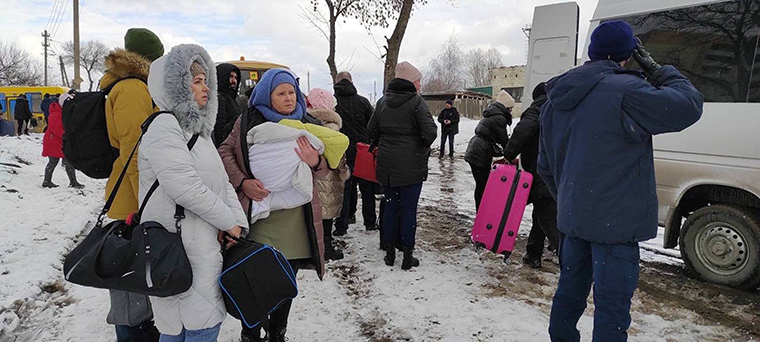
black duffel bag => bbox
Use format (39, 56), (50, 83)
(63, 111), (196, 297)
(220, 237), (298, 332)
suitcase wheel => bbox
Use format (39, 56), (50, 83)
(501, 176), (507, 182)
(507, 231), (514, 237)
(474, 242), (486, 253)
(501, 251), (512, 263)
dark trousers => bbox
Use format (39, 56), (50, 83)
(525, 188), (559, 259)
(549, 234), (640, 342)
(115, 319), (159, 342)
(322, 219), (334, 247)
(439, 131), (455, 156)
(469, 163), (490, 211)
(45, 157), (78, 184)
(383, 182), (423, 249)
(241, 259), (303, 337)
(336, 161), (376, 230)
(17, 119), (29, 135)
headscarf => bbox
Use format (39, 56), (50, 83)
(249, 68), (306, 123)
(307, 88), (335, 111)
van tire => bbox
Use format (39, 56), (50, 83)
(680, 205), (760, 290)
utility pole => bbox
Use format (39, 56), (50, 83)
(60, 56), (69, 88)
(42, 30), (50, 86)
(373, 81), (377, 103)
(72, 0), (82, 90)
(307, 71), (311, 92)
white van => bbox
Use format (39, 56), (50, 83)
(523, 0), (760, 290)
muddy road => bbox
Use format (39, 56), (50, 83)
(418, 155), (760, 341)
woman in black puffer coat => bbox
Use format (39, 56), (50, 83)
(464, 90), (515, 210)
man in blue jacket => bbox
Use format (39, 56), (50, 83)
(538, 21), (703, 341)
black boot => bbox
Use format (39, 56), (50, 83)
(401, 246), (420, 270)
(64, 161), (84, 189)
(384, 244), (395, 266)
(43, 161), (58, 188)
(269, 327), (287, 342)
(522, 254), (542, 269)
(325, 243), (344, 261)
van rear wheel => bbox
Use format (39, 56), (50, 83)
(679, 205), (760, 290)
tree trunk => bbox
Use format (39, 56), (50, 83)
(326, 1), (339, 84)
(383, 0), (415, 92)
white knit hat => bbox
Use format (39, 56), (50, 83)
(495, 90), (515, 108)
(395, 61), (422, 83)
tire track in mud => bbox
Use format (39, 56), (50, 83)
(421, 155), (760, 340)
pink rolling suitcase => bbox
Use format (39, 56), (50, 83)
(471, 163), (533, 262)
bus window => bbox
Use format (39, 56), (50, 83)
(30, 92), (42, 113)
(619, 0), (760, 103)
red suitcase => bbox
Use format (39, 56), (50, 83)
(471, 163), (533, 261)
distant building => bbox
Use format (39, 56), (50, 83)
(421, 90), (492, 119)
(489, 65), (526, 116)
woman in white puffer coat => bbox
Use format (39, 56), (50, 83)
(138, 44), (248, 341)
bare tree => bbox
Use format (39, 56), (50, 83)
(423, 35), (465, 93)
(62, 40), (109, 91)
(302, 0), (361, 83)
(0, 41), (44, 86)
(465, 48), (502, 87)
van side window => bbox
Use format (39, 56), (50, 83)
(618, 0), (760, 103)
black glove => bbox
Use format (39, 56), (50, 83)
(632, 37), (661, 76)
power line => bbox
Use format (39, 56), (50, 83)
(45, 0), (64, 32)
(49, 0), (69, 41)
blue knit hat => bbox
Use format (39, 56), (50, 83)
(250, 68), (306, 122)
(588, 20), (636, 62)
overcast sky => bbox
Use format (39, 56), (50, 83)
(3, 0), (599, 98)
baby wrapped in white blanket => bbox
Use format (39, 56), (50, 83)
(246, 122), (326, 223)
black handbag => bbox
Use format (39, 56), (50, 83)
(63, 111), (198, 297)
(219, 237), (298, 332)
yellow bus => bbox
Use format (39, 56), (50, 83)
(225, 57), (289, 96)
(0, 86), (69, 133)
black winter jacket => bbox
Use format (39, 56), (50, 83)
(334, 79), (373, 161)
(368, 78), (438, 187)
(503, 95), (547, 182)
(14, 98), (32, 120)
(437, 107), (460, 134)
(464, 103), (512, 168)
(214, 63), (242, 147)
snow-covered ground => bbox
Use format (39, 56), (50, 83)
(1, 125), (758, 341)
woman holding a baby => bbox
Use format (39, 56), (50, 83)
(218, 68), (332, 342)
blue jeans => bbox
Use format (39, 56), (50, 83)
(549, 234), (640, 342)
(383, 183), (423, 249)
(159, 323), (222, 342)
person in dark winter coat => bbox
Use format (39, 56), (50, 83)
(437, 100), (460, 158)
(213, 63), (242, 147)
(540, 21), (703, 342)
(464, 90), (514, 210)
(14, 95), (32, 135)
(368, 61), (437, 270)
(333, 71), (378, 234)
(41, 96), (84, 189)
(41, 93), (54, 121)
(503, 83), (557, 269)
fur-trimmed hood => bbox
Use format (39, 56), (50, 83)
(148, 44), (217, 137)
(307, 108), (342, 131)
(100, 49), (150, 90)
